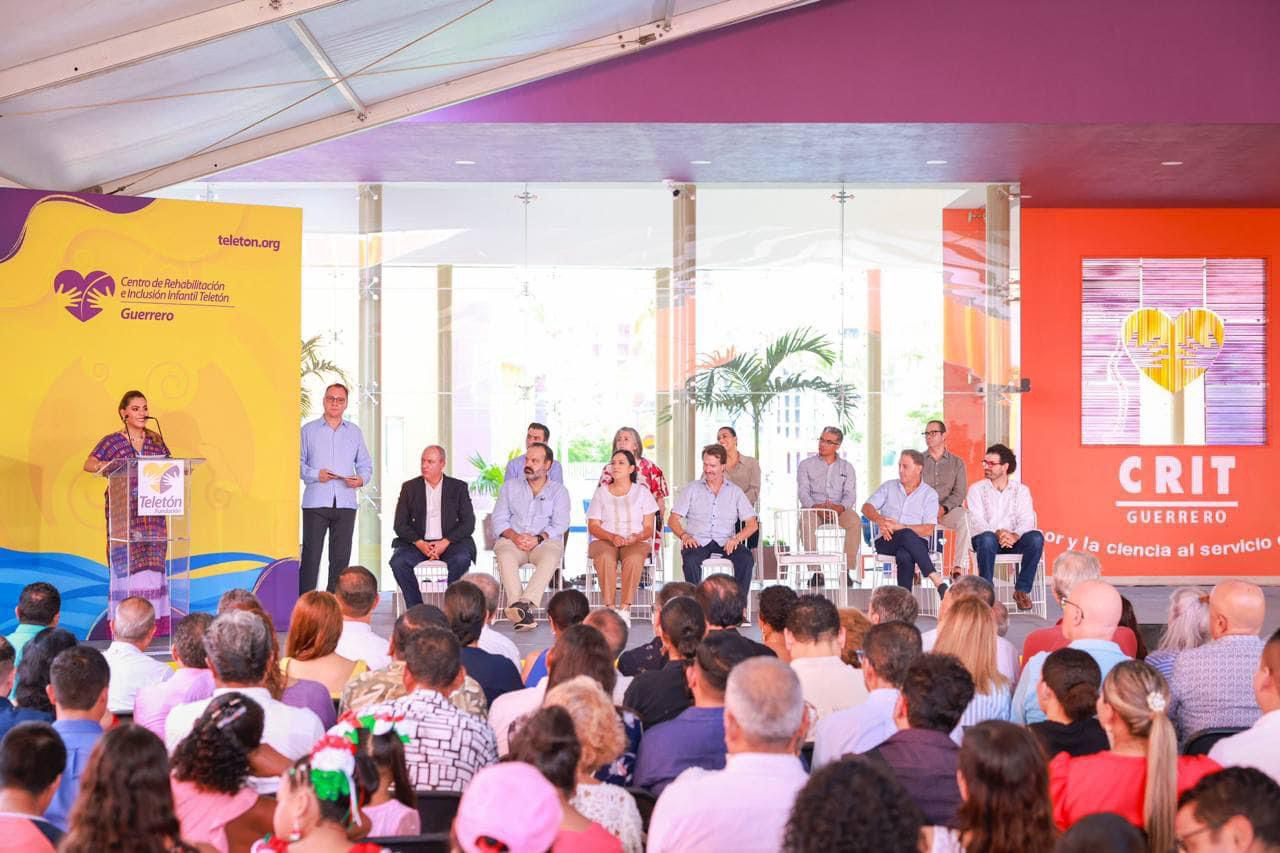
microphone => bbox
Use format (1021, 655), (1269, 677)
(145, 415), (166, 452)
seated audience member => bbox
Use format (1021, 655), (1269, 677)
(922, 575), (1020, 680)
(102, 596), (172, 715)
(586, 448), (658, 616)
(545, 677), (643, 853)
(1146, 587), (1211, 682)
(1049, 660), (1220, 852)
(622, 595), (706, 728)
(1170, 580), (1267, 742)
(1014, 579), (1131, 724)
(453, 762), (563, 853)
(784, 756), (924, 853)
(1210, 627), (1280, 782)
(1022, 551), (1139, 660)
(170, 693), (275, 852)
(165, 609), (325, 793)
(1119, 595), (1149, 660)
(759, 586), (799, 661)
(341, 603), (486, 718)
(461, 571), (522, 670)
(59, 725), (202, 853)
(617, 581), (695, 676)
(358, 725), (421, 839)
(388, 445), (478, 606)
(795, 426), (861, 578)
(929, 721), (1057, 853)
(133, 613), (214, 738)
(634, 631), (755, 795)
(504, 421), (566, 483)
(490, 625), (617, 754)
(44, 646), (109, 831)
(445, 581), (523, 705)
(264, 728), (379, 853)
(965, 442), (1044, 611)
(5, 583), (60, 694)
(494, 441), (570, 632)
(1054, 812), (1149, 853)
(868, 583), (920, 626)
(0, 722), (66, 851)
(1029, 648), (1110, 758)
(219, 595), (337, 728)
(874, 653), (975, 826)
(669, 444), (758, 608)
(0, 628), (77, 739)
(364, 624), (498, 791)
(838, 607), (872, 668)
(333, 566), (391, 670)
(280, 590), (367, 699)
(697, 575), (774, 657)
(786, 594), (868, 731)
(522, 588), (590, 686)
(584, 607), (630, 690)
(0, 638), (16, 727)
(993, 600), (1010, 637)
(813, 621), (924, 767)
(862, 449), (948, 597)
(1175, 767), (1280, 853)
(507, 709), (621, 851)
(934, 597), (1012, 726)
(649, 657), (810, 852)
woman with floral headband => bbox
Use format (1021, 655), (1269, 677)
(1048, 660), (1219, 852)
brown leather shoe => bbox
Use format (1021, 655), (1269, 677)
(1013, 590), (1033, 611)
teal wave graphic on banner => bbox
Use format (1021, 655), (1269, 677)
(0, 547), (276, 639)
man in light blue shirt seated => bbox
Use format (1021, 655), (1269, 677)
(299, 383), (372, 594)
(796, 426), (860, 574)
(669, 444), (758, 615)
(812, 620), (922, 767)
(861, 450), (948, 597)
(1013, 579), (1130, 723)
(45, 645), (109, 831)
(493, 442), (570, 632)
(504, 422), (565, 484)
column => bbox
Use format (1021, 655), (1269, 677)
(356, 184), (383, 575)
(437, 264), (453, 471)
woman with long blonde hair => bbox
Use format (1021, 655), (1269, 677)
(1048, 660), (1219, 851)
(933, 596), (1012, 725)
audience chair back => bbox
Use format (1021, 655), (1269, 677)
(1182, 727), (1247, 756)
(628, 787), (657, 833)
(416, 790), (464, 834)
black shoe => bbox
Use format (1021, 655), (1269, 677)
(936, 582), (949, 600)
(504, 601), (528, 623)
(808, 572), (825, 588)
(512, 600), (538, 631)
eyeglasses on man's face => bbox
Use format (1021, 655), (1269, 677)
(1061, 597), (1085, 620)
(1175, 823), (1215, 851)
(323, 395), (347, 404)
(819, 438), (840, 446)
(982, 458), (1005, 467)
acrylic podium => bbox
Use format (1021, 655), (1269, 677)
(100, 457), (203, 636)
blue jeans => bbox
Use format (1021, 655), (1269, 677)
(971, 530), (1044, 594)
(389, 543), (474, 607)
(873, 529), (936, 589)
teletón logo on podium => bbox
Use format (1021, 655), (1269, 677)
(138, 461), (184, 516)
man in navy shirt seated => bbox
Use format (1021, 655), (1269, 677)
(444, 582), (522, 706)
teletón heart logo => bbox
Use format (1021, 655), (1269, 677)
(1121, 307), (1225, 393)
(53, 269), (115, 322)
(141, 462), (181, 494)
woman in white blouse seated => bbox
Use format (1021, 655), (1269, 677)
(587, 449), (658, 616)
(934, 596), (1013, 727)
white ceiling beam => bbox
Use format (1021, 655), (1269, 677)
(0, 171), (27, 189)
(95, 0), (820, 195)
(0, 0), (350, 103)
(288, 18), (366, 117)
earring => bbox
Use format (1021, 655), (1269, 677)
(288, 818), (303, 843)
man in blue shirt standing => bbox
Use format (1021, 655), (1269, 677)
(862, 449), (948, 598)
(44, 645), (110, 831)
(300, 383), (373, 594)
(504, 422), (565, 484)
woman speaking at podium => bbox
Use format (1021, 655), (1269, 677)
(83, 390), (173, 632)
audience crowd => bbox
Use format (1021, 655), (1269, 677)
(1, 556), (1278, 852)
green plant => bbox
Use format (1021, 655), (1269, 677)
(566, 436), (614, 463)
(467, 452), (505, 499)
(686, 327), (858, 456)
(300, 335), (350, 419)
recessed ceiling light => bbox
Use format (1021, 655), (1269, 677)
(925, 159), (948, 165)
(1161, 160), (1184, 166)
(454, 159), (476, 166)
(690, 159), (711, 165)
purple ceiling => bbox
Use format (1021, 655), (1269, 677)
(214, 0), (1280, 206)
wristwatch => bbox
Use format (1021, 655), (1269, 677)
(537, 532), (548, 544)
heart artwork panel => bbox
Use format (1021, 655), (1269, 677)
(1121, 307), (1225, 394)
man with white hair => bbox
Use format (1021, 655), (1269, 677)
(647, 657), (810, 852)
(1013, 579), (1130, 723)
(461, 571), (521, 670)
(102, 595), (171, 715)
(1021, 550), (1137, 659)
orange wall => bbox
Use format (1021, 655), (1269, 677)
(1022, 209), (1280, 578)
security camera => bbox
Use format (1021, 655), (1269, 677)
(672, 188), (682, 198)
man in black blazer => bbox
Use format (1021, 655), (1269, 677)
(389, 445), (477, 606)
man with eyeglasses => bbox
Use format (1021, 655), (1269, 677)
(299, 383), (373, 594)
(796, 427), (860, 576)
(966, 442), (1044, 612)
(921, 420), (969, 578)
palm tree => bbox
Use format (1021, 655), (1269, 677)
(300, 335), (350, 419)
(686, 327), (858, 456)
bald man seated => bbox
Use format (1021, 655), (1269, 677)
(1169, 580), (1267, 742)
(389, 445), (477, 607)
(1011, 579), (1130, 724)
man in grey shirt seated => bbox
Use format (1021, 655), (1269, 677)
(796, 426), (860, 575)
(862, 449), (948, 598)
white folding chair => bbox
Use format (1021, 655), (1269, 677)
(864, 521), (946, 617)
(772, 508), (848, 608)
(390, 560), (449, 618)
(581, 524), (665, 619)
(971, 551), (1048, 619)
